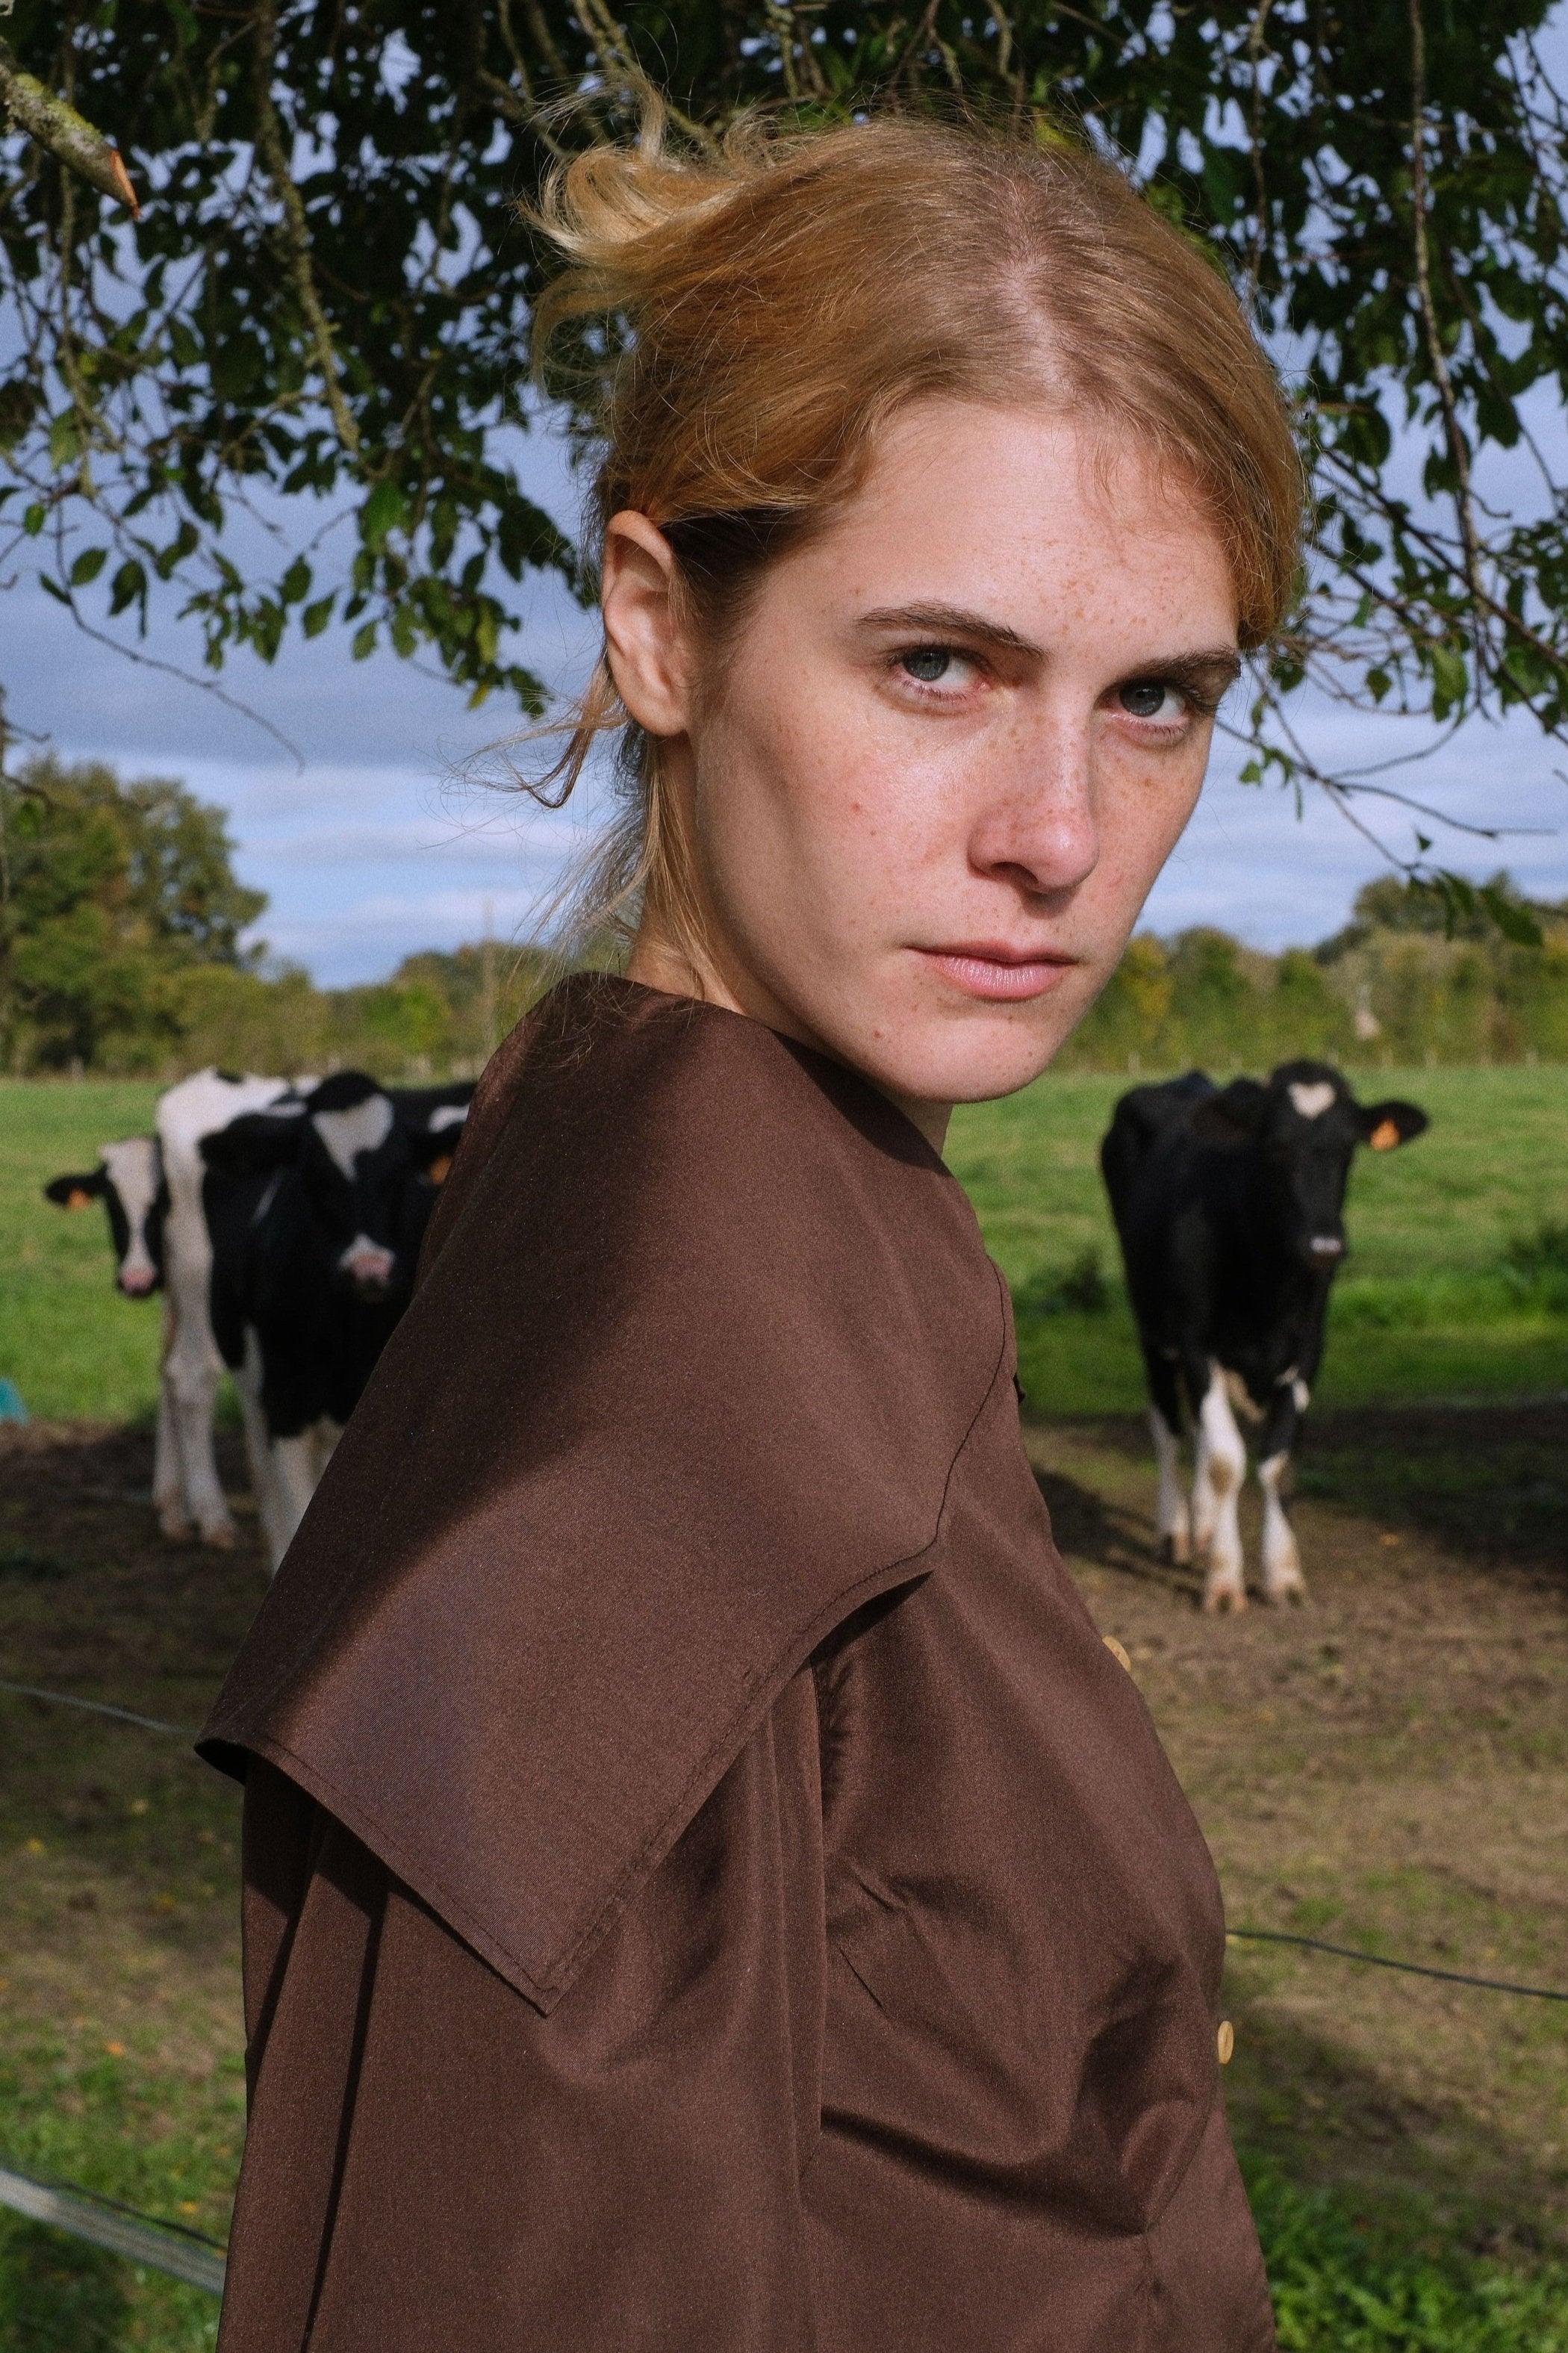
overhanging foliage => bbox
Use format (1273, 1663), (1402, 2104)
(0, 2), (1565, 865)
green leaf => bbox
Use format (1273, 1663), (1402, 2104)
(37, 574), (72, 605)
(351, 621), (377, 660)
(108, 558), (147, 615)
(22, 505), (44, 537)
(302, 595), (334, 638)
(1428, 643), (1468, 718)
(360, 480), (407, 553)
(280, 556), (311, 605)
(69, 547), (108, 587)
(46, 413), (81, 470)
(1479, 885), (1543, 948)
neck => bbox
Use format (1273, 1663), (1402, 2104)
(624, 923), (952, 1158)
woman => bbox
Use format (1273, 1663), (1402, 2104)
(202, 107), (1299, 2351)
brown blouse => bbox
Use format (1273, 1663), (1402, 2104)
(200, 974), (1275, 2352)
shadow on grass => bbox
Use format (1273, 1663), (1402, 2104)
(1298, 1402), (1568, 1576)
(0, 2216), (131, 2352)
(1225, 1989), (1568, 2251)
(1031, 1401), (1568, 1583)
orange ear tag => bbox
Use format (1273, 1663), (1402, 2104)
(1369, 1119), (1401, 1152)
(66, 1189), (93, 1209)
(426, 1154), (453, 1186)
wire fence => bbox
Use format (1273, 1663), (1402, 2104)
(3, 1670), (1567, 2301)
(0, 1677), (196, 1740)
(0, 2164), (226, 2296)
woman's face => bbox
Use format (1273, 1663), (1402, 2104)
(604, 401), (1239, 1145)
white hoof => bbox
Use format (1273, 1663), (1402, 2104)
(1263, 1570), (1307, 1606)
(198, 1517), (237, 1552)
(1204, 1576), (1248, 1614)
(158, 1506), (192, 1542)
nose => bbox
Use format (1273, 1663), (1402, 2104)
(118, 1266), (156, 1296)
(1307, 1234), (1344, 1263)
(339, 1237), (396, 1296)
(966, 721), (1100, 899)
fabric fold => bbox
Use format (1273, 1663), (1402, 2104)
(200, 975), (1007, 2012)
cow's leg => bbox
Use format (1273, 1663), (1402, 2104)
(1257, 1379), (1307, 1603)
(1192, 1360), (1248, 1611)
(233, 1332), (290, 1573)
(269, 1435), (323, 1562)
(162, 1324), (234, 1548)
(152, 1305), (190, 1540)
(1145, 1352), (1189, 1563)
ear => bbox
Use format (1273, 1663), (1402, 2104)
(1360, 1099), (1428, 1151)
(45, 1170), (105, 1207)
(408, 1119), (464, 1181)
(600, 511), (695, 739)
(201, 1110), (305, 1178)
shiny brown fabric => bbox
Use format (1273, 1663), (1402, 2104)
(201, 975), (1275, 2351)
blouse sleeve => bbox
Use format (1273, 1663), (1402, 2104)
(218, 1685), (826, 2353)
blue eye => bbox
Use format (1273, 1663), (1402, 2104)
(1119, 680), (1180, 718)
(901, 647), (952, 683)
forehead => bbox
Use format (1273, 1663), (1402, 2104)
(311, 1094), (394, 1178)
(794, 398), (1237, 641)
(99, 1137), (159, 1201)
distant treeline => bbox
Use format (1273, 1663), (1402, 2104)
(1057, 877), (1568, 1075)
(2, 759), (1564, 1079)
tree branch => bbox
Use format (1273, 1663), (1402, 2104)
(1406, 0), (1487, 686)
(0, 38), (139, 217)
(250, 0), (359, 459)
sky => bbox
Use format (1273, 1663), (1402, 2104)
(11, 403), (1568, 990)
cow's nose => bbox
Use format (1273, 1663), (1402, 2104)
(1307, 1235), (1344, 1260)
(339, 1237), (396, 1294)
(118, 1268), (156, 1296)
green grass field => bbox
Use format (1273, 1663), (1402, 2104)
(1, 1066), (1564, 1422)
(1, 1083), (166, 1425)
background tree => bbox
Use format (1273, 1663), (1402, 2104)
(0, 755), (265, 1069)
(0, 1), (1565, 887)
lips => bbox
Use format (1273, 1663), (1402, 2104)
(913, 945), (1077, 1004)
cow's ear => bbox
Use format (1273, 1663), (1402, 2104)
(45, 1170), (105, 1207)
(1202, 1078), (1271, 1137)
(201, 1111), (305, 1177)
(1359, 1100), (1428, 1151)
(409, 1117), (465, 1178)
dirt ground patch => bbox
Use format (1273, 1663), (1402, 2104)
(1, 1404), (1564, 2271)
(1030, 1399), (1568, 2253)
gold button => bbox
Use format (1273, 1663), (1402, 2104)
(1216, 2020), (1235, 2066)
(1103, 1635), (1132, 1673)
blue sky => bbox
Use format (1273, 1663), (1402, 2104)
(13, 416), (1567, 986)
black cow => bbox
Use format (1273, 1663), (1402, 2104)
(201, 1070), (471, 1567)
(45, 1137), (167, 1298)
(1101, 1060), (1427, 1610)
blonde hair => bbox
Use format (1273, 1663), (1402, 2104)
(523, 105), (1302, 965)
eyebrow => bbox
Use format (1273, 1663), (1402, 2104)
(857, 603), (1043, 657)
(856, 602), (1243, 691)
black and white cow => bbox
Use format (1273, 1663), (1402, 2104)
(1101, 1060), (1428, 1611)
(202, 1070), (470, 1567)
(45, 1137), (167, 1298)
(152, 1070), (304, 1546)
(49, 1075), (308, 1545)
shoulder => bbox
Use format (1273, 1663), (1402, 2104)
(427, 974), (992, 1358)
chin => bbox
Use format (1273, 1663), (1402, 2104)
(850, 1001), (1084, 1111)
